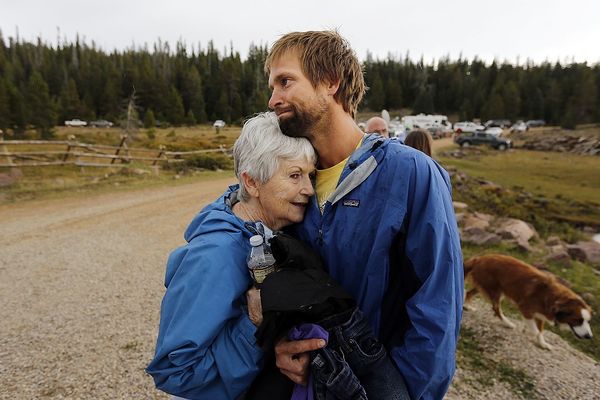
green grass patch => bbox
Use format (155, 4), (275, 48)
(458, 326), (538, 399)
(439, 147), (600, 205)
(440, 146), (600, 241)
(47, 125), (242, 151)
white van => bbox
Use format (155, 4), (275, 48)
(401, 114), (451, 132)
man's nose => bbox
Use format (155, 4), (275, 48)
(268, 89), (282, 110)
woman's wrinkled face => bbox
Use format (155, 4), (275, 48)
(257, 157), (315, 230)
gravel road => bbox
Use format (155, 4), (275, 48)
(1, 167), (598, 399)
(0, 177), (236, 399)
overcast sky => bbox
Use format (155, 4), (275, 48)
(1, 0), (598, 64)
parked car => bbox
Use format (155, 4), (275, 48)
(526, 119), (546, 128)
(485, 119), (512, 128)
(454, 131), (512, 150)
(427, 127), (444, 140)
(511, 120), (528, 133)
(89, 119), (114, 128)
(483, 127), (503, 136)
(64, 119), (87, 127)
(213, 120), (226, 128)
(453, 121), (484, 133)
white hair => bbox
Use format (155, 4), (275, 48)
(233, 112), (316, 201)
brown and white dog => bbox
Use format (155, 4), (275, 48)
(464, 254), (593, 349)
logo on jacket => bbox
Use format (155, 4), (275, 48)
(342, 199), (360, 207)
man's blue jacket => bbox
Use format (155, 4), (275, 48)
(290, 134), (464, 400)
(146, 191), (263, 399)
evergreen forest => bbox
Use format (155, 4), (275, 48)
(0, 33), (598, 138)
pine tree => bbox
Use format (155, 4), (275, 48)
(144, 109), (156, 128)
(59, 78), (82, 121)
(413, 86), (435, 114)
(0, 79), (10, 131)
(26, 71), (56, 137)
(185, 110), (196, 126)
(182, 67), (207, 123)
(7, 81), (26, 135)
(367, 73), (385, 111)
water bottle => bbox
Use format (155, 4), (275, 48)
(247, 234), (276, 288)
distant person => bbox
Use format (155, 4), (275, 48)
(405, 129), (433, 156)
(365, 116), (389, 138)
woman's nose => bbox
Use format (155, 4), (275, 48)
(301, 177), (315, 196)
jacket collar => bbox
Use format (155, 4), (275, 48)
(326, 134), (388, 206)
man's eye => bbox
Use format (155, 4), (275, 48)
(290, 173), (300, 180)
(281, 78), (289, 87)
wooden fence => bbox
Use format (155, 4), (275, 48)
(0, 135), (230, 169)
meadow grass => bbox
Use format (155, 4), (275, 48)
(1, 124), (241, 204)
(51, 125), (242, 151)
(438, 148), (600, 205)
(437, 145), (600, 238)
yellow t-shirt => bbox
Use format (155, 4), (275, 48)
(316, 138), (363, 213)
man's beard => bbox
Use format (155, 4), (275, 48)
(278, 97), (327, 138)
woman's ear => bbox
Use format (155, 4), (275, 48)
(240, 171), (260, 198)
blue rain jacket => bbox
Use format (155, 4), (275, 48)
(290, 134), (464, 400)
(146, 188), (262, 399)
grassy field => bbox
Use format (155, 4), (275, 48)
(0, 124), (241, 204)
(436, 145), (600, 238)
(47, 124), (243, 150)
(438, 148), (600, 205)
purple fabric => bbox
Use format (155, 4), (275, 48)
(288, 324), (329, 400)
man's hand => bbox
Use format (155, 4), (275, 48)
(246, 287), (263, 327)
(275, 337), (326, 385)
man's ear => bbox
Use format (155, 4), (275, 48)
(326, 79), (340, 96)
(240, 171), (260, 198)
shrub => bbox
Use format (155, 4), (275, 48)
(164, 154), (233, 172)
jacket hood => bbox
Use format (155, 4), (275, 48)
(183, 184), (249, 243)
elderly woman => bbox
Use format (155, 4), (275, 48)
(146, 112), (316, 399)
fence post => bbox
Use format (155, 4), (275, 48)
(153, 145), (166, 166)
(63, 135), (75, 164)
(0, 130), (14, 166)
(112, 134), (130, 164)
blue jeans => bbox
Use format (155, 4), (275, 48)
(310, 308), (411, 400)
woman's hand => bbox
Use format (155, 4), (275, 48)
(246, 287), (263, 326)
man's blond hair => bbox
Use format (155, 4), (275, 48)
(265, 30), (366, 118)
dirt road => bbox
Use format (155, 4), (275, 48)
(0, 177), (236, 399)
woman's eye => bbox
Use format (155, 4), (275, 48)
(290, 173), (300, 180)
